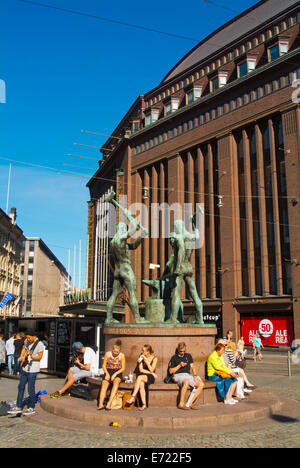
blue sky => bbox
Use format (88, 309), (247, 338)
(0, 0), (259, 287)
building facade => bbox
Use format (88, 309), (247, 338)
(0, 208), (25, 317)
(87, 0), (300, 345)
(22, 238), (70, 317)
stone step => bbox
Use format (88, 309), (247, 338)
(38, 390), (282, 431)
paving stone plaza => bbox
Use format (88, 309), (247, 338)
(1, 355), (300, 449)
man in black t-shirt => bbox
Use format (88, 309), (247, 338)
(168, 342), (204, 410)
(13, 332), (25, 375)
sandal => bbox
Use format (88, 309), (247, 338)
(138, 405), (147, 411)
(124, 396), (135, 408)
(97, 406), (105, 411)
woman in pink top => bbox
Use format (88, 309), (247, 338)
(97, 340), (125, 411)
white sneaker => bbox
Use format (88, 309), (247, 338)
(224, 399), (237, 405)
(23, 408), (36, 416)
(7, 407), (22, 415)
(244, 389), (252, 393)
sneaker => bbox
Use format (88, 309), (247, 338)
(244, 388), (253, 394)
(23, 408), (36, 416)
(7, 406), (22, 415)
(224, 399), (237, 405)
(50, 391), (63, 399)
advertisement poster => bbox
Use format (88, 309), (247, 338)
(241, 316), (294, 347)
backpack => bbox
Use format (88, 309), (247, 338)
(70, 384), (94, 401)
(0, 402), (10, 417)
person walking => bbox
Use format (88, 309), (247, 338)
(8, 329), (45, 416)
(253, 332), (264, 362)
(0, 334), (6, 375)
(13, 332), (25, 376)
(6, 335), (15, 375)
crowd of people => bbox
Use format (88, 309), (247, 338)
(49, 330), (258, 411)
(0, 332), (26, 376)
(2, 327), (261, 416)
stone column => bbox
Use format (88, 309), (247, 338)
(255, 123), (270, 296)
(208, 143), (216, 299)
(217, 134), (241, 338)
(242, 129), (256, 296)
(151, 165), (159, 281)
(268, 118), (283, 296)
(196, 146), (206, 298)
(282, 106), (300, 341)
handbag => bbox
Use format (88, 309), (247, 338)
(215, 370), (232, 379)
(111, 391), (124, 410)
(122, 392), (135, 410)
(164, 374), (173, 384)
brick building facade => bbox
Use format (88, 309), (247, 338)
(87, 0), (300, 344)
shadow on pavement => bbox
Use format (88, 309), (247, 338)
(270, 414), (299, 423)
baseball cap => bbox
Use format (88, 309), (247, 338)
(25, 329), (37, 337)
(72, 341), (84, 351)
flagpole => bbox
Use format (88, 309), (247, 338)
(78, 240), (81, 291)
(5, 164), (11, 214)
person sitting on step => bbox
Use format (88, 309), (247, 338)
(125, 345), (158, 411)
(168, 342), (204, 410)
(97, 340), (125, 411)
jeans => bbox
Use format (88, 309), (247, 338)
(7, 355), (14, 374)
(208, 374), (237, 400)
(17, 370), (38, 409)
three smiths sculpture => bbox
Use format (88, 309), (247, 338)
(105, 190), (204, 326)
(104, 191), (148, 324)
(164, 215), (204, 325)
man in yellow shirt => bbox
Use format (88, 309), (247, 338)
(207, 343), (238, 405)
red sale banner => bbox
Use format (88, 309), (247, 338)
(241, 316), (294, 347)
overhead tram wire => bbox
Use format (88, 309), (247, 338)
(63, 164), (97, 171)
(0, 155), (298, 231)
(67, 154), (100, 161)
(19, 1), (300, 73)
(19, 0), (201, 43)
(74, 143), (113, 151)
(18, 0), (243, 50)
(81, 131), (122, 141)
(0, 155), (297, 203)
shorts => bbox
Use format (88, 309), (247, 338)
(172, 373), (199, 388)
(70, 366), (92, 382)
(105, 368), (123, 381)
